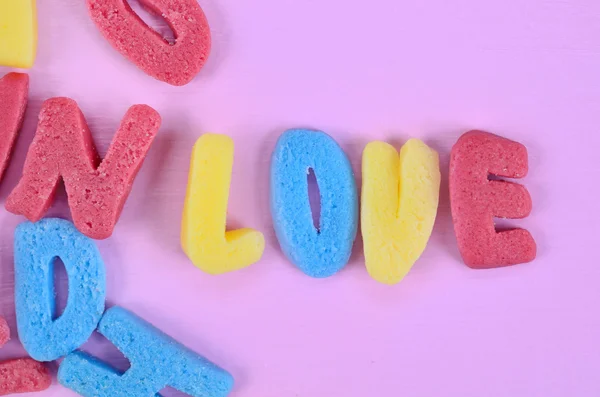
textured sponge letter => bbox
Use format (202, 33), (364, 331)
(14, 218), (106, 362)
(58, 306), (234, 397)
(5, 98), (161, 240)
(87, 0), (210, 85)
(270, 129), (358, 278)
(0, 316), (51, 395)
(449, 130), (536, 268)
(361, 139), (440, 285)
(0, 73), (29, 182)
(0, 0), (37, 68)
(181, 134), (264, 274)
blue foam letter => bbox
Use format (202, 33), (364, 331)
(14, 218), (106, 362)
(270, 129), (358, 277)
(58, 306), (234, 397)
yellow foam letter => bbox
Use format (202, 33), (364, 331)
(181, 134), (265, 274)
(361, 139), (440, 285)
(0, 0), (37, 68)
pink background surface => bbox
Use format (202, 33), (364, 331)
(1, 0), (600, 396)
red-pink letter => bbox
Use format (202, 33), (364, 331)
(450, 130), (536, 268)
(6, 97), (161, 240)
(0, 72), (29, 182)
(0, 317), (51, 396)
(87, 0), (211, 86)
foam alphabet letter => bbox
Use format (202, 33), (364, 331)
(449, 130), (536, 268)
(87, 0), (211, 86)
(6, 97), (161, 240)
(270, 129), (358, 278)
(0, 1), (37, 68)
(181, 133), (265, 274)
(361, 139), (440, 285)
(14, 218), (106, 362)
(0, 73), (29, 182)
(58, 306), (234, 397)
(0, 317), (51, 395)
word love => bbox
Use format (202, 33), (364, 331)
(182, 130), (537, 285)
(0, 73), (536, 286)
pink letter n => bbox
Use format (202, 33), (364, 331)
(6, 97), (161, 239)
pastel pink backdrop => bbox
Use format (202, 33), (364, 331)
(1, 0), (599, 396)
